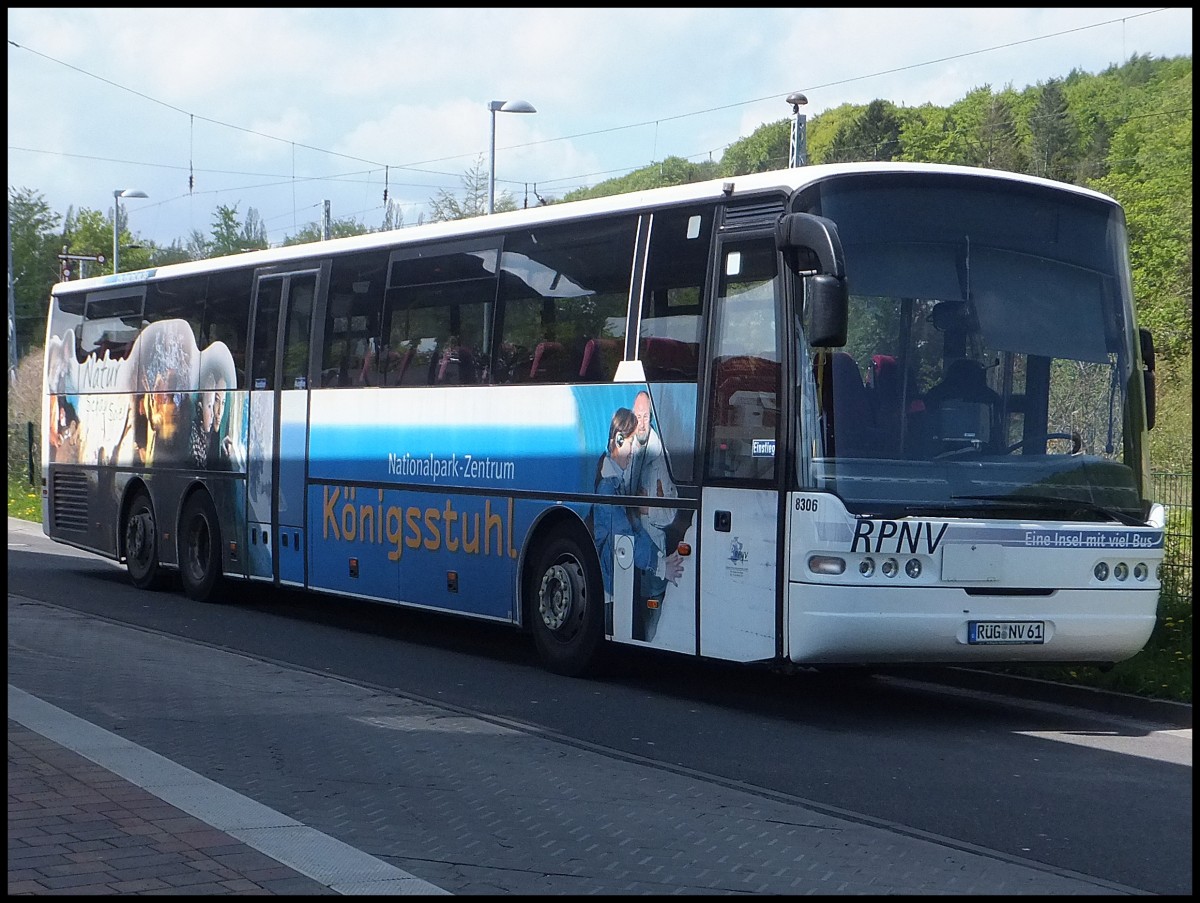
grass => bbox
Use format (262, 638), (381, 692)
(7, 471), (1191, 704)
(8, 473), (41, 522)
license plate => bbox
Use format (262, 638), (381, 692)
(968, 620), (1045, 645)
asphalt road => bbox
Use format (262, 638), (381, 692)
(8, 517), (1193, 895)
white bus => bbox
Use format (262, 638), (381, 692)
(42, 162), (1164, 676)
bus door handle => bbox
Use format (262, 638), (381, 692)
(714, 510), (731, 532)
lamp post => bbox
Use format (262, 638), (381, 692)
(487, 100), (536, 214)
(112, 189), (149, 274)
(786, 92), (808, 167)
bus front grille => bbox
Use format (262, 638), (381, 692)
(51, 469), (89, 534)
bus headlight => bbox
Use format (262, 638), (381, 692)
(905, 558), (922, 579)
(1133, 562), (1148, 581)
(881, 558), (899, 578)
(1113, 562), (1129, 581)
(1094, 562), (1109, 581)
(859, 558), (876, 577)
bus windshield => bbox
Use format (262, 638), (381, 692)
(795, 172), (1147, 523)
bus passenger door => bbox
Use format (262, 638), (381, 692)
(699, 236), (781, 662)
(246, 269), (319, 586)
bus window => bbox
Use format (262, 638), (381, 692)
(144, 277), (205, 362)
(705, 239), (780, 482)
(282, 275), (317, 389)
(638, 206), (711, 381)
(79, 292), (144, 364)
(323, 250), (386, 387)
(250, 280), (283, 391)
(384, 243), (498, 386)
(495, 217), (635, 384)
(202, 269), (252, 389)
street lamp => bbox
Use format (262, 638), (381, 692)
(112, 189), (149, 274)
(786, 92), (808, 167)
(487, 100), (536, 214)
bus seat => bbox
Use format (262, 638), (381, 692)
(868, 353), (905, 454)
(530, 341), (566, 382)
(922, 358), (1001, 452)
(381, 345), (414, 386)
(437, 343), (477, 385)
(829, 351), (878, 457)
(641, 336), (699, 381)
(579, 337), (622, 381)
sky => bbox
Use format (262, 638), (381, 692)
(7, 7), (1193, 250)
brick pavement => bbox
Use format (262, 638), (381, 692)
(8, 720), (336, 896)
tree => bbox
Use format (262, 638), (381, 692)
(189, 204), (269, 259)
(379, 200), (408, 232)
(428, 156), (496, 221)
(7, 188), (60, 360)
(1028, 79), (1080, 181)
(824, 100), (903, 163)
(718, 120), (788, 175)
(282, 218), (372, 246)
(950, 87), (1028, 172)
(1092, 58), (1193, 364)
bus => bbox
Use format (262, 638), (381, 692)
(41, 162), (1165, 676)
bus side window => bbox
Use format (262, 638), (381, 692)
(638, 206), (710, 382)
(385, 244), (498, 387)
(323, 250), (387, 387)
(203, 268), (253, 389)
(496, 217), (636, 386)
(144, 276), (205, 381)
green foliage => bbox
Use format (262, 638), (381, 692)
(824, 99), (903, 162)
(193, 203), (269, 258)
(1147, 353), (1193, 473)
(561, 156), (718, 202)
(282, 218), (373, 245)
(7, 188), (61, 360)
(1028, 79), (1081, 181)
(717, 121), (789, 175)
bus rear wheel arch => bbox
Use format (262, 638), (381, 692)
(178, 489), (223, 603)
(123, 489), (169, 591)
(524, 520), (604, 677)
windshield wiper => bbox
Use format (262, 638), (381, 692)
(952, 494), (1144, 527)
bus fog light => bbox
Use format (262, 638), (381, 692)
(859, 558), (876, 577)
(905, 558), (922, 579)
(1113, 562), (1129, 581)
(1133, 562), (1148, 581)
(808, 555), (846, 575)
(881, 558), (899, 578)
(1094, 562), (1109, 581)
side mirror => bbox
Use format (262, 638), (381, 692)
(776, 213), (849, 348)
(806, 275), (848, 348)
(1139, 327), (1156, 431)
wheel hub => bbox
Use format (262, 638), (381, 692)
(538, 563), (575, 631)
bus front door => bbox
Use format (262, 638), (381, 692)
(246, 269), (319, 586)
(698, 235), (781, 662)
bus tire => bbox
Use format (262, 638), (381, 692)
(526, 527), (604, 677)
(124, 491), (168, 591)
(179, 491), (223, 603)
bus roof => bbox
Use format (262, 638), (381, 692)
(55, 162), (1120, 295)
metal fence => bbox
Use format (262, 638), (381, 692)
(1152, 472), (1193, 607)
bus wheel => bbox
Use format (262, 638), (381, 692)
(527, 529), (603, 676)
(124, 492), (168, 590)
(179, 491), (223, 603)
